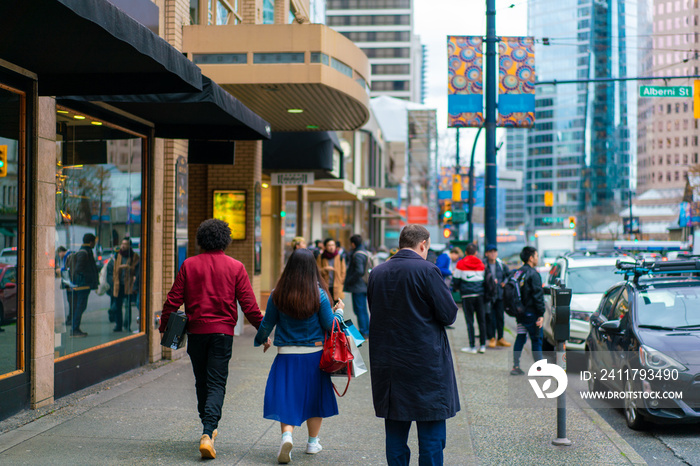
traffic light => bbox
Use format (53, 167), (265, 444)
(568, 216), (576, 229)
(451, 174), (462, 202)
(544, 190), (554, 207)
(442, 226), (453, 239)
(443, 200), (453, 223)
(0, 145), (6, 177)
(694, 80), (700, 119)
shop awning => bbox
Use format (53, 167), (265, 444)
(263, 131), (343, 179)
(0, 0), (202, 95)
(59, 77), (271, 141)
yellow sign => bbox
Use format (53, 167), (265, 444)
(544, 190), (554, 207)
(695, 80), (700, 119)
(213, 190), (246, 240)
(452, 174), (462, 201)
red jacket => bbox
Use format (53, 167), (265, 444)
(160, 250), (263, 335)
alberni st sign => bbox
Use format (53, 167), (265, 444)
(639, 86), (693, 98)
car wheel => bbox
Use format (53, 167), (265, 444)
(624, 379), (646, 430)
(587, 348), (602, 392)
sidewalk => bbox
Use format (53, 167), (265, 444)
(0, 311), (646, 465)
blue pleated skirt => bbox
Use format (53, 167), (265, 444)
(263, 350), (339, 426)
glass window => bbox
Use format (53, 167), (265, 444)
(253, 53), (304, 64)
(55, 106), (144, 358)
(193, 53), (247, 64)
(263, 0), (274, 24)
(610, 288), (629, 320)
(310, 52), (329, 65)
(599, 287), (621, 320)
(330, 57), (353, 78)
(565, 266), (622, 294)
(0, 84), (23, 377)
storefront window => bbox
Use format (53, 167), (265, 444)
(55, 106), (144, 358)
(321, 201), (353, 249)
(0, 84), (23, 376)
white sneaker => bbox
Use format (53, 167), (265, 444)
(478, 345), (486, 353)
(460, 347), (478, 354)
(278, 435), (293, 464)
(306, 440), (323, 454)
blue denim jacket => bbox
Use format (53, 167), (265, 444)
(254, 287), (341, 347)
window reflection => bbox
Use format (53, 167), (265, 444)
(0, 86), (21, 376)
(55, 107), (143, 358)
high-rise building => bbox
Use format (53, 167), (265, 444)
(504, 130), (528, 229)
(505, 0), (643, 234)
(326, 0), (424, 102)
(637, 0), (700, 193)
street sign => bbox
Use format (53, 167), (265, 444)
(270, 172), (315, 185)
(452, 210), (467, 224)
(639, 86), (693, 98)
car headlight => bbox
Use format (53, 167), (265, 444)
(639, 345), (687, 371)
(570, 310), (592, 322)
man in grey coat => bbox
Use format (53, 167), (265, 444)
(367, 224), (460, 466)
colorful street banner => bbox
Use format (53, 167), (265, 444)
(680, 202), (700, 227)
(497, 37), (535, 128)
(447, 36), (483, 128)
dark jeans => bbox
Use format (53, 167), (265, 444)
(461, 296), (486, 347)
(68, 289), (91, 332)
(385, 419), (446, 466)
(351, 292), (369, 337)
(485, 299), (505, 340)
(513, 319), (544, 368)
(113, 285), (135, 331)
(187, 333), (234, 434)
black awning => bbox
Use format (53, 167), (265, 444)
(58, 76), (271, 141)
(0, 0), (202, 95)
(263, 131), (343, 178)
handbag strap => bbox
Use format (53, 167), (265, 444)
(332, 362), (352, 397)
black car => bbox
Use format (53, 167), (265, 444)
(586, 259), (700, 429)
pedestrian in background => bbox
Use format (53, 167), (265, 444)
(316, 238), (345, 303)
(160, 219), (269, 459)
(453, 243), (487, 354)
(310, 239), (323, 259)
(67, 233), (99, 338)
(367, 225), (460, 466)
(107, 237), (139, 333)
(435, 247), (452, 282)
(343, 234), (371, 338)
(291, 236), (307, 251)
(510, 246), (545, 376)
(482, 244), (511, 349)
(255, 248), (344, 464)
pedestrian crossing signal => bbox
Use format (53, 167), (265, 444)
(443, 227), (453, 239)
(0, 145), (6, 177)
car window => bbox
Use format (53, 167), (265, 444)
(636, 287), (700, 328)
(610, 288), (629, 321)
(548, 264), (561, 285)
(565, 265), (621, 294)
(0, 267), (16, 287)
(599, 286), (622, 320)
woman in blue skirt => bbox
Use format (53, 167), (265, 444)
(254, 248), (344, 464)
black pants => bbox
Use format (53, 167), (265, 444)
(461, 296), (486, 348)
(485, 299), (505, 340)
(187, 333), (234, 434)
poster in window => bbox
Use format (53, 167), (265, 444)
(213, 190), (246, 240)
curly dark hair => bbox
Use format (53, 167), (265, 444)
(197, 219), (232, 251)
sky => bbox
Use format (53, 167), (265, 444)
(414, 0), (529, 169)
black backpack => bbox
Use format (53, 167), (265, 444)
(503, 269), (526, 318)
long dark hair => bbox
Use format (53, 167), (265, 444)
(273, 248), (332, 319)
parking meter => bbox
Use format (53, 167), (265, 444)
(550, 280), (571, 342)
(549, 279), (572, 447)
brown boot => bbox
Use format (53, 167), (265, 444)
(487, 338), (496, 348)
(497, 337), (511, 347)
(200, 434), (216, 459)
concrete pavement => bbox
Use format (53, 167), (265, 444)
(0, 310), (646, 465)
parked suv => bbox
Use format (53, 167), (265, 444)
(543, 252), (632, 351)
(587, 259), (700, 429)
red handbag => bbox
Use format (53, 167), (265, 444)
(319, 318), (354, 396)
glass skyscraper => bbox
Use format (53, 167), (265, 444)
(505, 0), (642, 233)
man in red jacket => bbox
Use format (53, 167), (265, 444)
(452, 243), (487, 354)
(160, 219), (270, 459)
